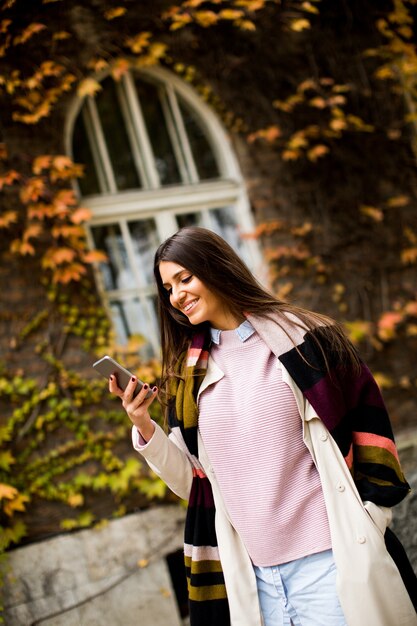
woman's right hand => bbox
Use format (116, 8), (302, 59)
(109, 375), (157, 443)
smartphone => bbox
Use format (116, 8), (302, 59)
(93, 355), (153, 399)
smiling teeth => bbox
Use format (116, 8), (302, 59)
(183, 299), (197, 312)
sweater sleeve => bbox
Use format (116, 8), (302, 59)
(132, 422), (193, 501)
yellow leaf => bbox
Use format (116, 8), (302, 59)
(125, 32), (151, 54)
(194, 9), (219, 26)
(52, 31), (71, 40)
(290, 18), (311, 31)
(219, 9), (244, 20)
(77, 78), (102, 98)
(401, 248), (417, 265)
(68, 493), (84, 507)
(282, 149), (300, 161)
(0, 483), (18, 500)
(307, 144), (329, 162)
(4, 493), (29, 517)
(236, 19), (256, 31)
(360, 205), (384, 222)
(10, 239), (35, 256)
(373, 373), (394, 389)
(386, 195), (410, 208)
(309, 97), (327, 108)
(14, 23), (46, 45)
(301, 2), (319, 14)
(104, 7), (127, 19)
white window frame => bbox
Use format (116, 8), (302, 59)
(65, 66), (262, 352)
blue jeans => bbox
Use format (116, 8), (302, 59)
(253, 549), (347, 626)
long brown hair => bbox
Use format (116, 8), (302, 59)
(153, 226), (360, 386)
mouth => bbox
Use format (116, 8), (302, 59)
(182, 298), (199, 314)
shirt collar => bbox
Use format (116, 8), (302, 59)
(210, 319), (256, 345)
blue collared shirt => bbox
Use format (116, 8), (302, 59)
(210, 319), (256, 345)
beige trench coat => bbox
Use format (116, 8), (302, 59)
(133, 352), (416, 626)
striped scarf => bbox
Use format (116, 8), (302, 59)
(168, 317), (410, 625)
(168, 329), (230, 625)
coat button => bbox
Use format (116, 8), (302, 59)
(336, 482), (345, 492)
(320, 432), (328, 441)
(357, 536), (366, 544)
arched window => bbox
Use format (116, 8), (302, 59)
(66, 66), (261, 356)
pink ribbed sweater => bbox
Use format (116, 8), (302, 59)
(198, 327), (332, 566)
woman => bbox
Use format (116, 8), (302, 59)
(110, 226), (416, 626)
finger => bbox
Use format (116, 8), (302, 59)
(109, 375), (124, 396)
(129, 384), (158, 411)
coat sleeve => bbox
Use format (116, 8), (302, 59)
(132, 422), (193, 501)
(279, 326), (410, 507)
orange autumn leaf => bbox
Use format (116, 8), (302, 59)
(307, 144), (329, 161)
(401, 247), (417, 265)
(42, 247), (77, 268)
(70, 207), (92, 224)
(10, 239), (36, 256)
(377, 311), (403, 340)
(27, 203), (56, 220)
(20, 178), (45, 204)
(104, 6), (127, 19)
(52, 263), (87, 284)
(23, 223), (43, 240)
(53, 189), (77, 211)
(32, 154), (52, 174)
(111, 58), (130, 81)
(82, 250), (108, 264)
(0, 210), (18, 228)
(0, 169), (20, 188)
(52, 224), (84, 238)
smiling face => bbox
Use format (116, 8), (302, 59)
(158, 261), (243, 330)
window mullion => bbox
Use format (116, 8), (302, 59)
(115, 80), (148, 190)
(86, 97), (118, 193)
(159, 86), (190, 184)
(166, 84), (199, 184)
(155, 211), (178, 242)
(122, 73), (160, 189)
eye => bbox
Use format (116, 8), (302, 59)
(181, 275), (192, 284)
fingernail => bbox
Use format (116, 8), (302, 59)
(152, 386), (158, 393)
(143, 384), (148, 390)
(109, 375), (114, 381)
(131, 376), (136, 382)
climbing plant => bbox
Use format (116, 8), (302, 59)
(0, 2), (416, 619)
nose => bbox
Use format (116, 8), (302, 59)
(170, 285), (186, 308)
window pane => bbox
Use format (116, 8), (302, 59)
(210, 207), (249, 262)
(72, 112), (101, 196)
(90, 224), (133, 291)
(178, 97), (219, 180)
(135, 79), (181, 186)
(95, 78), (141, 191)
(176, 212), (203, 229)
(128, 219), (159, 286)
(110, 296), (158, 358)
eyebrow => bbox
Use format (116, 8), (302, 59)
(162, 269), (188, 289)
